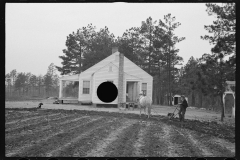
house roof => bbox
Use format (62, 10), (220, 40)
(91, 62), (143, 80)
(87, 52), (151, 78)
(60, 51), (152, 79)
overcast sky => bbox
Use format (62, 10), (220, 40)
(6, 3), (217, 76)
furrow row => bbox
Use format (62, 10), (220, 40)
(6, 114), (90, 143)
(6, 116), (102, 157)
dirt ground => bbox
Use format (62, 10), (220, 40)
(5, 103), (235, 157)
(5, 100), (235, 126)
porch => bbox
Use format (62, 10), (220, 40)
(59, 74), (79, 104)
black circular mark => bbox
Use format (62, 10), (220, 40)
(224, 158), (236, 160)
(106, 158), (118, 160)
(194, 158), (207, 160)
(47, 158), (58, 160)
(19, 158), (30, 160)
(165, 158), (177, 160)
(77, 158), (89, 160)
(135, 158), (148, 160)
(97, 82), (118, 103)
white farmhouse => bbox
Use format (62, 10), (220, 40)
(58, 47), (153, 107)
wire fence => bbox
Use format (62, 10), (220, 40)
(5, 85), (59, 101)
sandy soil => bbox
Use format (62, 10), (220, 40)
(5, 107), (235, 157)
(5, 101), (235, 125)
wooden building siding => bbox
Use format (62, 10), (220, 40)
(76, 51), (153, 103)
(93, 63), (119, 104)
(78, 79), (91, 102)
(123, 57), (153, 100)
(78, 53), (116, 102)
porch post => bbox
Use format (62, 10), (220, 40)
(59, 80), (63, 98)
(139, 81), (142, 94)
(232, 92), (235, 118)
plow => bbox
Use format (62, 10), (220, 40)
(168, 105), (180, 120)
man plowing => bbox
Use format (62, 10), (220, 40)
(178, 95), (188, 122)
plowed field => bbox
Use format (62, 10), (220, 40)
(5, 108), (235, 157)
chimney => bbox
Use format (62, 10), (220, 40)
(118, 51), (124, 108)
(112, 47), (118, 54)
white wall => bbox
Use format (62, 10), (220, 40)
(92, 63), (119, 104)
(122, 57), (153, 100)
(78, 53), (116, 102)
(78, 52), (153, 103)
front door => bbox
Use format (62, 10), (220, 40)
(128, 82), (134, 102)
(127, 82), (138, 102)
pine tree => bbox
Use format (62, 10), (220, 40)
(201, 3), (236, 121)
(56, 24), (115, 75)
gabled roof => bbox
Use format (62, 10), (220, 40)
(61, 51), (152, 79)
(91, 62), (117, 76)
(91, 61), (143, 80)
(84, 52), (119, 76)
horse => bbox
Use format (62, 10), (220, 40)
(137, 95), (152, 118)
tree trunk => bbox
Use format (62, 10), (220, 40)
(200, 91), (203, 108)
(79, 44), (82, 74)
(38, 85), (40, 96)
(148, 28), (152, 74)
(192, 91), (195, 107)
(10, 85), (11, 97)
(168, 42), (171, 106)
(220, 93), (224, 122)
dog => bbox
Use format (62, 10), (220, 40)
(38, 103), (43, 108)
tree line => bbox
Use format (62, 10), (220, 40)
(5, 3), (234, 121)
(56, 3), (235, 121)
(5, 63), (59, 99)
(56, 13), (186, 106)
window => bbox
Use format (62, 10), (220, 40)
(142, 83), (147, 96)
(83, 81), (90, 94)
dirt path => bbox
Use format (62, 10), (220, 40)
(132, 121), (151, 157)
(5, 101), (235, 125)
(157, 123), (178, 157)
(85, 119), (138, 157)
